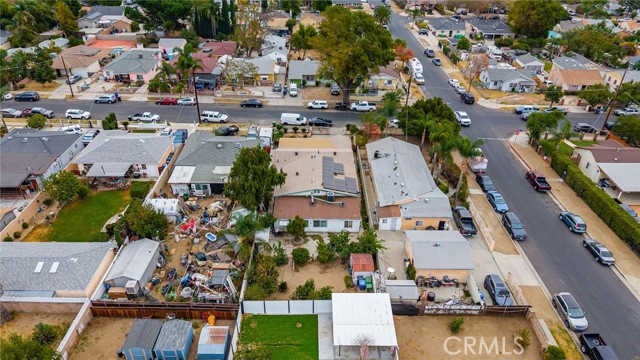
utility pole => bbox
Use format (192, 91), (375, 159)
(404, 74), (413, 142)
(192, 68), (202, 125)
(60, 56), (74, 98)
(595, 68), (627, 141)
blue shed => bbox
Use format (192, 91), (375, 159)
(153, 319), (194, 360)
(197, 326), (230, 360)
(122, 319), (162, 360)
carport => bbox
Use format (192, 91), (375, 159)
(86, 163), (131, 177)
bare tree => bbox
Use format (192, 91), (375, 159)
(0, 282), (12, 326)
(463, 54), (489, 92)
(355, 334), (373, 360)
(223, 59), (259, 88)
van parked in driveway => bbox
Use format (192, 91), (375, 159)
(280, 113), (307, 125)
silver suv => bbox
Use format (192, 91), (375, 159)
(94, 94), (117, 104)
(553, 292), (588, 331)
(484, 274), (513, 306)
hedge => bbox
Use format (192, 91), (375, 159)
(130, 181), (151, 199)
(551, 154), (640, 253)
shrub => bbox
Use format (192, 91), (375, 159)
(273, 243), (288, 266)
(244, 285), (268, 300)
(542, 345), (566, 360)
(436, 181), (449, 194)
(43, 198), (53, 206)
(130, 181), (151, 199)
(292, 126), (299, 133)
(494, 37), (514, 48)
(449, 317), (464, 334)
(406, 263), (416, 280)
(91, 232), (110, 242)
(344, 275), (353, 288)
(77, 184), (89, 199)
(13, 231), (21, 239)
(21, 222), (29, 229)
(283, 127), (289, 133)
(131, 21), (140, 32)
(32, 323), (57, 345)
(292, 247), (310, 266)
(301, 127), (307, 133)
(315, 238), (335, 264)
(4, 236), (13, 242)
(278, 281), (288, 292)
(355, 134), (367, 147)
(515, 328), (531, 349)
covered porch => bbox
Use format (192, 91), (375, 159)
(86, 163), (132, 190)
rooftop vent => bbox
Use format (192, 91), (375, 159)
(217, 144), (223, 149)
(434, 242), (441, 247)
(22, 138), (28, 143)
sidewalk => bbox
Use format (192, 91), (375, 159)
(509, 134), (640, 301)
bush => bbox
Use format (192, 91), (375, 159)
(406, 263), (416, 280)
(4, 235), (13, 242)
(13, 231), (21, 239)
(32, 323), (57, 345)
(244, 285), (268, 300)
(542, 345), (566, 360)
(130, 181), (151, 199)
(91, 232), (110, 242)
(344, 275), (353, 288)
(43, 198), (53, 206)
(21, 222), (29, 229)
(449, 317), (464, 334)
(436, 180), (449, 194)
(515, 328), (531, 349)
(315, 238), (335, 264)
(77, 184), (89, 199)
(27, 114), (47, 130)
(292, 247), (310, 266)
(355, 134), (367, 148)
(494, 37), (514, 48)
(278, 281), (288, 292)
(131, 21), (140, 32)
(292, 126), (299, 133)
(273, 243), (288, 266)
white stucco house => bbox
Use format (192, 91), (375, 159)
(480, 69), (536, 93)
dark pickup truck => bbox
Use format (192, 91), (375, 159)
(525, 171), (552, 192)
(579, 334), (619, 360)
(453, 206), (477, 236)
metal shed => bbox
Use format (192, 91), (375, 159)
(121, 319), (162, 360)
(105, 239), (160, 289)
(197, 326), (230, 360)
(153, 319), (194, 360)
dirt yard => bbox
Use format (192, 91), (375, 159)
(271, 260), (354, 300)
(394, 315), (542, 360)
(69, 317), (235, 360)
(0, 312), (75, 342)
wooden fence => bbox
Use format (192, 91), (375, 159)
(418, 303), (531, 317)
(90, 301), (239, 320)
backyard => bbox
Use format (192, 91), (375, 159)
(239, 314), (318, 360)
(24, 190), (130, 243)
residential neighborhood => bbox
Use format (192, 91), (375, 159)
(1, 0), (640, 360)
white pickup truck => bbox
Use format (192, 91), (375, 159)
(350, 101), (377, 112)
(128, 112), (160, 122)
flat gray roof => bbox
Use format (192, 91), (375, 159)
(405, 230), (474, 271)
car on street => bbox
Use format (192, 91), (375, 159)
(240, 99), (263, 108)
(308, 117), (333, 127)
(613, 107), (638, 116)
(334, 102), (348, 111)
(66, 75), (82, 84)
(583, 239), (615, 265)
(502, 211), (527, 240)
(307, 100), (328, 109)
(3, 92), (13, 100)
(22, 107), (54, 118)
(389, 119), (400, 128)
(330, 83), (341, 95)
(155, 97), (178, 105)
(448, 78), (459, 87)
(454, 84), (466, 94)
(413, 72), (425, 85)
(14, 92), (40, 102)
(559, 211), (587, 233)
(475, 173), (496, 192)
(1, 108), (23, 118)
(484, 274), (513, 306)
(94, 94), (117, 104)
(574, 123), (598, 133)
(454, 111), (471, 126)
(552, 292), (588, 331)
(177, 97), (197, 106)
(418, 28), (428, 35)
(461, 92), (475, 104)
(514, 105), (539, 114)
(424, 48), (435, 57)
(200, 111), (228, 123)
(215, 125), (239, 136)
(432, 58), (442, 66)
(521, 111), (539, 121)
(65, 109), (91, 119)
(486, 191), (509, 213)
(544, 107), (568, 115)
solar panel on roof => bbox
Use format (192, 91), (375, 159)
(345, 177), (359, 194)
(334, 162), (345, 174)
(334, 179), (346, 191)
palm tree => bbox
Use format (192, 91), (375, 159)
(414, 114), (434, 149)
(194, 0), (221, 39)
(381, 90), (403, 118)
(553, 119), (577, 151)
(374, 6), (392, 25)
(174, 44), (203, 84)
(454, 136), (484, 202)
(157, 61), (176, 83)
(428, 121), (455, 171)
(431, 135), (458, 178)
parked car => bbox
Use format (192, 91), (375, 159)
(350, 101), (377, 112)
(334, 102), (349, 111)
(424, 48), (435, 58)
(413, 72), (425, 85)
(129, 112), (160, 122)
(616, 202), (640, 222)
(1, 108), (23, 118)
(432, 58), (442, 66)
(525, 170), (552, 192)
(502, 211), (527, 240)
(82, 129), (100, 145)
(514, 105), (539, 114)
(579, 334), (619, 360)
(215, 125), (239, 136)
(454, 111), (471, 126)
(272, 83), (282, 92)
(582, 239), (615, 265)
(484, 274), (513, 306)
(155, 97), (178, 105)
(418, 28), (428, 35)
(475, 173), (496, 192)
(3, 92), (13, 100)
(200, 111), (228, 123)
(66, 75), (82, 84)
(308, 117), (333, 127)
(552, 292), (588, 331)
(14, 92), (40, 102)
(177, 97), (197, 106)
(574, 123), (598, 133)
(448, 78), (460, 87)
(521, 111), (539, 121)
(461, 92), (475, 104)
(22, 107), (54, 118)
(240, 99), (263, 108)
(307, 100), (328, 109)
(389, 119), (400, 128)
(544, 107), (568, 115)
(559, 211), (587, 233)
(95, 94), (117, 104)
(613, 107), (638, 116)
(486, 191), (508, 213)
(452, 206), (477, 236)
(65, 109), (91, 120)
(330, 83), (341, 95)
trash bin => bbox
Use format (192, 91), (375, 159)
(595, 106), (601, 115)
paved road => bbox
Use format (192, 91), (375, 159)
(383, 5), (640, 359)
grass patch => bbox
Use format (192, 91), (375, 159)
(239, 314), (318, 360)
(569, 140), (597, 147)
(548, 321), (582, 360)
(131, 129), (157, 133)
(539, 139), (575, 157)
(21, 81), (62, 91)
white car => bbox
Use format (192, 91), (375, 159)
(307, 100), (328, 109)
(448, 79), (460, 87)
(200, 111), (229, 123)
(177, 97), (197, 106)
(389, 119), (400, 128)
(413, 73), (425, 85)
(455, 111), (471, 126)
(2, 92), (13, 100)
(455, 84), (466, 94)
(65, 109), (91, 120)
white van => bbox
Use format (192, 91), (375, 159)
(410, 58), (423, 74)
(59, 125), (82, 134)
(487, 46), (503, 60)
(280, 113), (307, 125)
(160, 127), (173, 136)
(289, 83), (298, 97)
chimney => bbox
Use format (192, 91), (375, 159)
(138, 54), (143, 59)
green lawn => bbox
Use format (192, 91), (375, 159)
(239, 315), (319, 360)
(43, 191), (129, 242)
(539, 139), (597, 157)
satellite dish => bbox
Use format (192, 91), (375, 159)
(387, 267), (395, 274)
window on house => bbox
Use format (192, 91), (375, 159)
(136, 75), (143, 81)
(344, 221), (353, 228)
(493, 81), (498, 86)
(405, 217), (412, 220)
(416, 220), (424, 226)
(385, 80), (393, 85)
(260, 75), (268, 81)
(141, 164), (147, 170)
(313, 220), (327, 227)
(586, 162), (590, 169)
(382, 219), (388, 224)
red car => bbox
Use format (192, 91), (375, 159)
(155, 97), (178, 105)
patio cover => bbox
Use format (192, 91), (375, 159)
(598, 163), (640, 192)
(86, 163), (131, 177)
(168, 166), (195, 184)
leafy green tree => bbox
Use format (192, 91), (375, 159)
(290, 24), (317, 59)
(61, 0), (82, 17)
(453, 137), (484, 201)
(123, 199), (169, 239)
(286, 215), (307, 241)
(312, 0), (332, 11)
(290, 279), (332, 300)
(561, 26), (625, 66)
(243, 285), (268, 300)
(312, 6), (395, 103)
(373, 5), (391, 25)
(399, 98), (458, 137)
(618, 81), (640, 106)
(457, 37), (471, 51)
(507, 0), (567, 40)
(27, 114), (47, 129)
(291, 247), (310, 266)
(54, 1), (79, 35)
(247, 254), (279, 294)
(525, 111), (562, 144)
(130, 21), (140, 32)
(577, 84), (612, 107)
(552, 119), (578, 151)
(329, 230), (352, 259)
(612, 115), (640, 147)
(7, 10), (38, 47)
(351, 227), (386, 254)
(30, 48), (57, 86)
(102, 112), (118, 130)
(224, 146), (286, 211)
(42, 171), (81, 203)
(0, 333), (62, 360)
(285, 18), (296, 35)
(544, 85), (564, 108)
(32, 323), (57, 345)
(233, 5), (266, 57)
(280, 0), (302, 16)
(134, 0), (193, 31)
(315, 238), (335, 264)
(380, 90), (402, 119)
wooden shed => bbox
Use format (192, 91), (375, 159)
(349, 253), (375, 285)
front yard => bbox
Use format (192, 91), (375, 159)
(239, 314), (319, 360)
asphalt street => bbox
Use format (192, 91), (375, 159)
(383, 6), (640, 359)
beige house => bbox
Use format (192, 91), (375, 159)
(51, 45), (109, 79)
(548, 69), (604, 91)
(367, 64), (401, 90)
(404, 230), (473, 281)
(603, 70), (640, 91)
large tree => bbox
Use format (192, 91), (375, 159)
(174, 44), (202, 82)
(454, 136), (484, 202)
(123, 198), (169, 239)
(561, 25), (626, 66)
(544, 85), (564, 108)
(618, 81), (640, 106)
(611, 115), (640, 147)
(398, 97), (458, 136)
(224, 146), (286, 211)
(525, 111), (563, 144)
(290, 24), (317, 59)
(507, 0), (568, 40)
(312, 6), (395, 103)
(42, 171), (81, 204)
(233, 5), (266, 57)
(280, 0), (302, 16)
(54, 1), (79, 35)
(134, 0), (193, 31)
(577, 83), (613, 106)
(373, 5), (391, 25)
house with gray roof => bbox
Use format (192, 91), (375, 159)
(74, 130), (172, 179)
(168, 132), (259, 196)
(288, 60), (321, 86)
(479, 68), (536, 93)
(426, 17), (466, 37)
(261, 34), (288, 57)
(515, 54), (544, 74)
(78, 6), (125, 29)
(0, 242), (116, 298)
(102, 49), (163, 83)
(158, 38), (187, 54)
(466, 18), (515, 39)
(121, 319), (162, 360)
(0, 129), (83, 197)
(552, 52), (599, 71)
(366, 137), (452, 231)
(332, 0), (361, 7)
(104, 239), (160, 291)
(403, 230), (474, 281)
